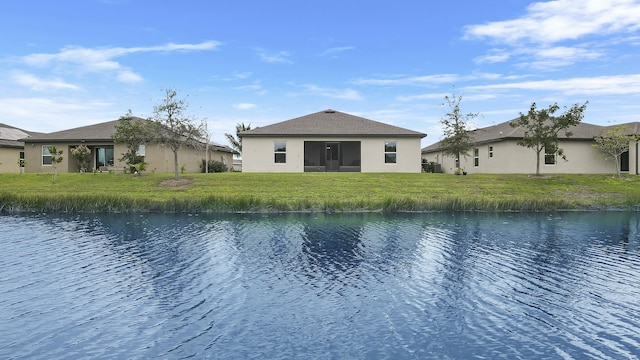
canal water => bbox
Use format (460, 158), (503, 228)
(1, 212), (639, 359)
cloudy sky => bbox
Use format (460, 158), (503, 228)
(1, 0), (639, 146)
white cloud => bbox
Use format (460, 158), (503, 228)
(466, 74), (640, 96)
(465, 0), (640, 44)
(17, 41), (220, 82)
(235, 83), (268, 95)
(352, 74), (462, 86)
(11, 71), (80, 91)
(233, 103), (256, 110)
(0, 97), (115, 132)
(256, 49), (292, 64)
(320, 46), (354, 57)
(294, 84), (363, 100)
(116, 70), (144, 83)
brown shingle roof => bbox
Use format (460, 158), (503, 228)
(19, 118), (236, 153)
(239, 109), (426, 138)
(22, 120), (121, 142)
(422, 119), (640, 152)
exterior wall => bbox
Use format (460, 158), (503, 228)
(24, 141), (116, 174)
(0, 147), (23, 173)
(23, 142), (233, 174)
(242, 136), (422, 173)
(423, 139), (627, 174)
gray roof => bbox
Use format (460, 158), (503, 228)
(19, 118), (236, 153)
(422, 118), (640, 152)
(22, 119), (122, 142)
(239, 109), (426, 138)
(0, 123), (41, 148)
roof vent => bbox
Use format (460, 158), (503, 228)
(324, 109), (336, 113)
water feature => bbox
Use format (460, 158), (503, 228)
(1, 211), (639, 359)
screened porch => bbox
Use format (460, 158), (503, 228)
(303, 141), (361, 172)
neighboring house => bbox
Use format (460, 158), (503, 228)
(20, 119), (236, 174)
(239, 109), (426, 173)
(422, 119), (640, 175)
(0, 123), (41, 173)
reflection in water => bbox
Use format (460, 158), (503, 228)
(1, 212), (639, 359)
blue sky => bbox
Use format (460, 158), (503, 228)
(1, 0), (639, 147)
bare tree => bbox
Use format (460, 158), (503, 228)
(48, 146), (63, 183)
(440, 92), (478, 170)
(151, 89), (205, 179)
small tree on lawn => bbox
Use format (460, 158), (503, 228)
(225, 122), (251, 154)
(592, 125), (639, 178)
(17, 158), (26, 175)
(510, 101), (588, 176)
(152, 89), (205, 179)
(112, 110), (155, 174)
(440, 92), (478, 170)
(48, 146), (63, 183)
(70, 144), (91, 172)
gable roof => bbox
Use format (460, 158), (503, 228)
(0, 123), (42, 148)
(239, 109), (426, 138)
(23, 120), (122, 142)
(422, 119), (640, 152)
(20, 118), (236, 153)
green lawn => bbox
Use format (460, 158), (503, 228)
(1, 172), (639, 212)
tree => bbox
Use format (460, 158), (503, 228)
(112, 110), (155, 174)
(48, 145), (63, 183)
(70, 144), (91, 172)
(592, 125), (639, 178)
(510, 101), (588, 176)
(440, 92), (478, 170)
(225, 122), (251, 154)
(151, 89), (205, 179)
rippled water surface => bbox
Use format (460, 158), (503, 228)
(1, 212), (640, 359)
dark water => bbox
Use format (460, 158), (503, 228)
(1, 211), (639, 359)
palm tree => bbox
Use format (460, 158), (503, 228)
(225, 122), (251, 154)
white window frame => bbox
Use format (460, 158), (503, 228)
(384, 141), (397, 164)
(544, 147), (556, 165)
(488, 146), (493, 158)
(274, 141), (287, 164)
(42, 145), (52, 166)
(473, 148), (479, 167)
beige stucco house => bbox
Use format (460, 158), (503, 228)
(21, 119), (236, 174)
(239, 109), (426, 173)
(0, 123), (41, 173)
(422, 119), (640, 175)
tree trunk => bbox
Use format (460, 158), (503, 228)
(173, 150), (179, 179)
(535, 151), (541, 176)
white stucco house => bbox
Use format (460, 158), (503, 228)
(422, 119), (640, 175)
(239, 109), (427, 173)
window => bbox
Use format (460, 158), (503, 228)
(19, 151), (25, 167)
(474, 148), (479, 167)
(384, 141), (397, 164)
(274, 141), (286, 163)
(544, 147), (556, 165)
(136, 145), (146, 158)
(42, 145), (52, 165)
(95, 146), (114, 167)
(488, 146), (493, 158)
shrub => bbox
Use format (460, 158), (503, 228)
(201, 159), (228, 173)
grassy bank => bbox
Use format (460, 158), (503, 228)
(1, 172), (639, 213)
